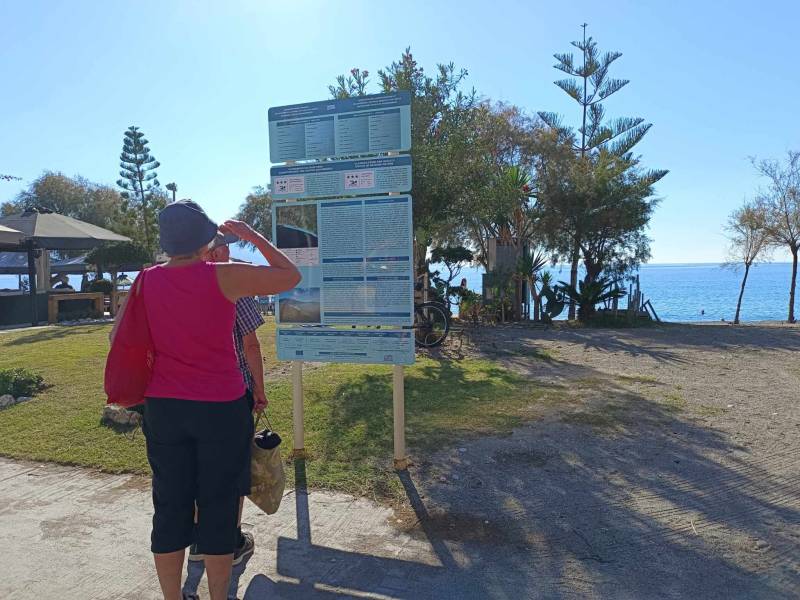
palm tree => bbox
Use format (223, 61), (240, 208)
(558, 276), (626, 322)
(515, 249), (548, 320)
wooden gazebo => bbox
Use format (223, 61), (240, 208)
(0, 208), (130, 325)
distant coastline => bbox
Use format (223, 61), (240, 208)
(1, 260), (797, 324)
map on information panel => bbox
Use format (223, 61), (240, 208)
(271, 195), (414, 327)
(268, 92), (411, 162)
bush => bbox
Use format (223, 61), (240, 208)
(58, 309), (104, 322)
(89, 279), (113, 294)
(457, 289), (484, 323)
(0, 368), (45, 398)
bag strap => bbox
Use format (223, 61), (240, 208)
(254, 410), (274, 431)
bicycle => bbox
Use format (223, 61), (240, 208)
(413, 274), (450, 348)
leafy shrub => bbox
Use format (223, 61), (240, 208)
(0, 368), (45, 398)
(58, 309), (104, 322)
(458, 290), (484, 323)
(89, 279), (114, 294)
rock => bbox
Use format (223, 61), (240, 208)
(102, 404), (142, 426)
(15, 396), (32, 404)
(0, 394), (15, 408)
(754, 540), (771, 551)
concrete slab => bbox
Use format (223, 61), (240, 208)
(0, 458), (469, 600)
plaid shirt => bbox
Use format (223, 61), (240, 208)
(234, 296), (265, 391)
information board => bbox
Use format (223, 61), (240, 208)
(268, 92), (411, 162)
(271, 155), (412, 200)
(272, 195), (414, 327)
(277, 328), (414, 365)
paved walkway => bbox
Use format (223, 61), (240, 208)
(0, 457), (479, 600)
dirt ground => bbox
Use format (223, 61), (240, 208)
(397, 322), (800, 599)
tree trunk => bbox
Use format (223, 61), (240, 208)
(789, 246), (798, 323)
(136, 164), (151, 254)
(567, 239), (579, 320)
(734, 263), (750, 325)
(531, 280), (540, 322)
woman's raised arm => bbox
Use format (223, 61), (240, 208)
(214, 220), (301, 301)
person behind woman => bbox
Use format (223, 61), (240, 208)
(112, 200), (300, 600)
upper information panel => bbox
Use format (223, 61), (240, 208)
(268, 92), (411, 163)
(271, 155), (412, 200)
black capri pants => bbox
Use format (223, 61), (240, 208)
(143, 394), (253, 555)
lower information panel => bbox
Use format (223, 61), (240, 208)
(276, 327), (415, 365)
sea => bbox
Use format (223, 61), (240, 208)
(1, 262), (796, 323)
(453, 262), (797, 323)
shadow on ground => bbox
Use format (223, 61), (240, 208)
(466, 321), (800, 361)
(243, 460), (487, 599)
(241, 328), (800, 599)
(0, 324), (108, 346)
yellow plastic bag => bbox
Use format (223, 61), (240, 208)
(247, 413), (285, 515)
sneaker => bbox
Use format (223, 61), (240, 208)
(232, 531), (255, 566)
(182, 594), (200, 600)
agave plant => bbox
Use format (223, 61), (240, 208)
(557, 276), (626, 322)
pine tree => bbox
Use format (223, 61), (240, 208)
(538, 25), (665, 318)
(117, 126), (161, 254)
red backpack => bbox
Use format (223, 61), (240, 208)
(104, 269), (154, 408)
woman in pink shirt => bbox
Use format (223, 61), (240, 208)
(116, 200), (299, 600)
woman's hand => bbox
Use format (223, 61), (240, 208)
(253, 389), (268, 412)
(220, 220), (262, 245)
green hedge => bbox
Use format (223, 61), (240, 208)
(89, 279), (114, 294)
(0, 368), (45, 398)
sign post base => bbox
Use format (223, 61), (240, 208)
(291, 360), (304, 459)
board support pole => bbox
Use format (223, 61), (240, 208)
(291, 360), (306, 459)
(393, 364), (409, 470)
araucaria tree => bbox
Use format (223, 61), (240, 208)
(117, 126), (161, 255)
(538, 27), (666, 318)
(752, 151), (800, 322)
(725, 201), (771, 324)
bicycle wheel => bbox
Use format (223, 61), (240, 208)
(414, 302), (450, 347)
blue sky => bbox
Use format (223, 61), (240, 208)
(1, 0), (798, 264)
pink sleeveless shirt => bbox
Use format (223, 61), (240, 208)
(143, 261), (245, 402)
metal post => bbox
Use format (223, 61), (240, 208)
(291, 360), (305, 458)
(26, 241), (38, 326)
(393, 365), (408, 470)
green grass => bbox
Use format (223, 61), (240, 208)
(696, 404), (726, 417)
(0, 323), (553, 500)
(662, 392), (687, 412)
